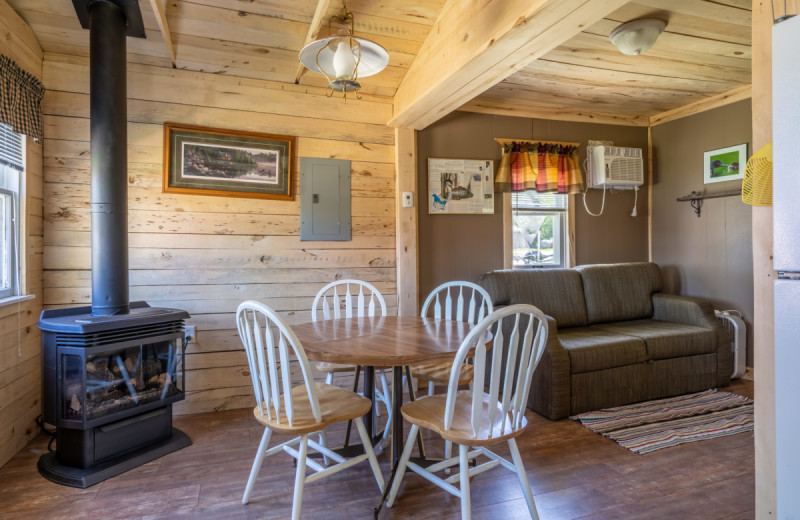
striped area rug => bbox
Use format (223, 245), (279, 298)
(570, 389), (754, 454)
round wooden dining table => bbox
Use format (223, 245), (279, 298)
(291, 315), (485, 517)
(291, 315), (482, 461)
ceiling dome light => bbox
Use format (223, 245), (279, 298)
(609, 19), (667, 56)
(298, 3), (389, 100)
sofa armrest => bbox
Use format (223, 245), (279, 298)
(652, 293), (717, 328)
(652, 293), (732, 388)
(529, 316), (571, 420)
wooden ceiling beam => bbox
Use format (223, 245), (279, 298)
(294, 0), (335, 84)
(458, 99), (649, 127)
(388, 0), (630, 130)
(649, 84), (752, 126)
(148, 0), (176, 67)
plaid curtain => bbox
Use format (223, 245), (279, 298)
(0, 55), (44, 141)
(496, 142), (584, 194)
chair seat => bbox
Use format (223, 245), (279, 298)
(253, 382), (372, 435)
(412, 362), (474, 386)
(400, 390), (527, 446)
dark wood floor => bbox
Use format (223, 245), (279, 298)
(0, 380), (754, 520)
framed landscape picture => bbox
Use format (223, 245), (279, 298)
(163, 123), (295, 200)
(703, 143), (747, 184)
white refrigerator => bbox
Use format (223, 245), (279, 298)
(772, 13), (800, 518)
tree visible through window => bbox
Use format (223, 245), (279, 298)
(0, 122), (23, 299)
(511, 191), (566, 268)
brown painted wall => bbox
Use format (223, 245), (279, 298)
(417, 111), (650, 302)
(651, 100), (754, 366)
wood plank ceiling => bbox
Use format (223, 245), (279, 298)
(8, 0), (752, 127)
(7, 0), (446, 100)
(463, 0), (753, 126)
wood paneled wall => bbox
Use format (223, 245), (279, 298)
(0, 0), (44, 468)
(40, 53), (397, 415)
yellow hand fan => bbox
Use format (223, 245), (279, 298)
(742, 143), (772, 206)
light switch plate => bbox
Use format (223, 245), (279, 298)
(402, 192), (414, 208)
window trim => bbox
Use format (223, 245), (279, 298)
(0, 123), (26, 299)
(0, 188), (15, 299)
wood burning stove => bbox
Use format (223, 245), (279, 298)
(37, 0), (192, 487)
(38, 303), (191, 486)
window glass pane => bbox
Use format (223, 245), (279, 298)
(0, 122), (24, 298)
(0, 194), (8, 293)
(512, 211), (563, 267)
(511, 190), (567, 268)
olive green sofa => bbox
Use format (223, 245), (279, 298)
(479, 262), (732, 420)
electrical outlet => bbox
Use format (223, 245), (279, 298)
(184, 325), (196, 344)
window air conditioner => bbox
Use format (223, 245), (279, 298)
(586, 146), (644, 190)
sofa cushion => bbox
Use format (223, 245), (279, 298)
(577, 262), (662, 324)
(595, 320), (717, 360)
(479, 269), (588, 328)
(558, 327), (648, 373)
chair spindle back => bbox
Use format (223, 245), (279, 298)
(421, 281), (493, 325)
(237, 300), (320, 426)
(444, 304), (548, 437)
(312, 279), (387, 321)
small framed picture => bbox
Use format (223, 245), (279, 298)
(703, 144), (747, 184)
(163, 123), (295, 200)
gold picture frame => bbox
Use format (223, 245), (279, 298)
(163, 123), (295, 200)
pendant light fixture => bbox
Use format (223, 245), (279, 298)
(609, 19), (667, 56)
(299, 2), (389, 100)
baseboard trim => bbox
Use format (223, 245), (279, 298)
(742, 366), (754, 381)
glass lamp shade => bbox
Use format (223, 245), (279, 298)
(609, 19), (667, 56)
(299, 35), (389, 79)
(332, 40), (357, 80)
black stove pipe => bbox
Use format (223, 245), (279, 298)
(89, 0), (129, 316)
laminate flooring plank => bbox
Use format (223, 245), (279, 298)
(577, 472), (756, 520)
(718, 510), (756, 520)
(0, 381), (754, 520)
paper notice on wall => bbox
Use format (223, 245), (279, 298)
(428, 158), (494, 214)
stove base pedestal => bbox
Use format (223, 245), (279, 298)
(37, 428), (191, 488)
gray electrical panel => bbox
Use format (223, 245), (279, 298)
(299, 157), (351, 241)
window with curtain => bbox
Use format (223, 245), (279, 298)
(0, 122), (24, 299)
(496, 141), (582, 269)
(511, 191), (567, 268)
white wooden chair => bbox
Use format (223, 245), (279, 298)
(414, 281), (493, 395)
(386, 304), (549, 520)
(412, 281), (493, 464)
(237, 300), (385, 520)
(311, 279), (393, 442)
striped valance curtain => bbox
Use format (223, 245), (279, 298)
(496, 142), (584, 195)
(0, 55), (44, 141)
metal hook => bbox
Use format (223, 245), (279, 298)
(690, 198), (703, 217)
